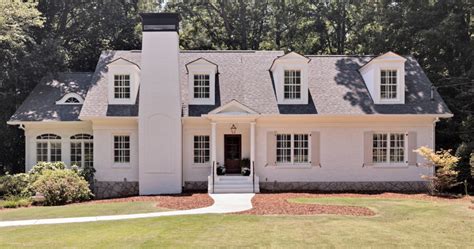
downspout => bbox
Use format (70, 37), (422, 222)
(181, 118), (184, 190)
(432, 117), (440, 177)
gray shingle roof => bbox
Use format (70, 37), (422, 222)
(12, 50), (451, 122)
(9, 73), (93, 122)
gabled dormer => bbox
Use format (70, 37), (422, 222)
(186, 58), (218, 105)
(359, 52), (406, 104)
(270, 52), (310, 105)
(107, 57), (140, 105)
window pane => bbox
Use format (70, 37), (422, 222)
(380, 70), (397, 99)
(36, 142), (48, 162)
(70, 142), (82, 167)
(284, 70), (302, 100)
(193, 135), (210, 163)
(50, 142), (62, 162)
(193, 74), (210, 99)
(390, 133), (405, 163)
(293, 134), (309, 163)
(276, 134), (291, 163)
(373, 133), (387, 163)
(114, 74), (131, 99)
(114, 135), (130, 163)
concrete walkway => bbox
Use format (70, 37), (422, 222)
(0, 193), (254, 228)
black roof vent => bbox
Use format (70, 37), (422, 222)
(140, 13), (179, 32)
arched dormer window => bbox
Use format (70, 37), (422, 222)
(56, 93), (84, 105)
(70, 134), (93, 168)
(36, 133), (62, 162)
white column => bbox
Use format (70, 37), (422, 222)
(211, 122), (217, 174)
(250, 122), (256, 175)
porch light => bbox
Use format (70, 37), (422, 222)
(230, 124), (237, 134)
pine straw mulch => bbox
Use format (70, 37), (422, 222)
(237, 193), (473, 216)
(86, 193), (214, 210)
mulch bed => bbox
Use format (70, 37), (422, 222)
(87, 193), (214, 210)
(237, 192), (473, 216)
(237, 193), (376, 216)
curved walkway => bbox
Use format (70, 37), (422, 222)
(0, 193), (254, 228)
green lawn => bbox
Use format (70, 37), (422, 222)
(0, 197), (473, 248)
(0, 201), (169, 221)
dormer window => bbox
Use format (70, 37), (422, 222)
(56, 93), (84, 105)
(193, 74), (210, 99)
(270, 52), (310, 105)
(106, 57), (140, 105)
(284, 70), (301, 100)
(65, 97), (80, 103)
(359, 52), (406, 104)
(380, 70), (397, 99)
(186, 58), (217, 105)
(114, 74), (131, 99)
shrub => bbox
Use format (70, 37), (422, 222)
(31, 169), (92, 206)
(0, 173), (31, 197)
(1, 195), (32, 209)
(29, 161), (66, 175)
(415, 146), (460, 194)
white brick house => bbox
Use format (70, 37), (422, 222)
(8, 13), (452, 197)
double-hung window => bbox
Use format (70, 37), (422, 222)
(70, 134), (93, 168)
(114, 74), (131, 99)
(193, 74), (210, 99)
(193, 135), (210, 164)
(36, 134), (62, 163)
(114, 135), (130, 163)
(380, 70), (397, 99)
(276, 133), (309, 164)
(284, 70), (302, 99)
(373, 133), (405, 164)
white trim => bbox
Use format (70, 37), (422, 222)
(111, 133), (132, 168)
(187, 58), (217, 105)
(56, 93), (84, 105)
(372, 131), (408, 167)
(208, 100), (259, 115)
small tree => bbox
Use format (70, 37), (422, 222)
(415, 146), (460, 194)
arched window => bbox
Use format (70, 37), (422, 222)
(56, 93), (84, 105)
(70, 134), (93, 168)
(65, 97), (80, 103)
(36, 134), (62, 162)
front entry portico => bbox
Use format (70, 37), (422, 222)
(204, 100), (260, 193)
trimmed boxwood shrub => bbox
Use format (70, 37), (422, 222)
(32, 169), (92, 206)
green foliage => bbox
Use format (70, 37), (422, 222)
(0, 0), (472, 196)
(0, 173), (30, 197)
(1, 195), (32, 209)
(29, 161), (66, 175)
(31, 169), (92, 206)
(415, 146), (460, 194)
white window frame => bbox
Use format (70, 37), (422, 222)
(193, 135), (210, 165)
(56, 93), (84, 105)
(113, 74), (131, 100)
(372, 132), (407, 166)
(189, 70), (216, 105)
(113, 134), (131, 165)
(36, 134), (62, 163)
(193, 74), (211, 100)
(70, 134), (93, 168)
(283, 69), (302, 100)
(107, 59), (140, 105)
(276, 133), (311, 166)
(380, 69), (398, 100)
(187, 59), (217, 105)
